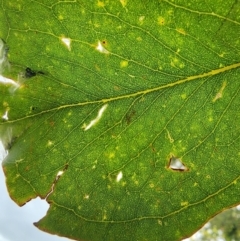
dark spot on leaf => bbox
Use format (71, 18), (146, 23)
(63, 163), (69, 171)
(38, 70), (45, 75)
(49, 120), (55, 127)
(30, 106), (37, 111)
(25, 67), (44, 78)
(25, 67), (37, 78)
(150, 144), (156, 152)
(6, 136), (17, 150)
(125, 109), (136, 125)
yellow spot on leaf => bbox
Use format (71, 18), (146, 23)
(120, 60), (128, 68)
(181, 201), (189, 206)
(108, 152), (115, 159)
(181, 93), (187, 99)
(219, 52), (225, 57)
(120, 0), (127, 7)
(149, 183), (154, 188)
(158, 16), (165, 25)
(97, 0), (105, 7)
(176, 28), (186, 35)
(102, 213), (107, 220)
(139, 16), (145, 25)
(208, 117), (213, 122)
(58, 15), (64, 20)
(166, 129), (174, 143)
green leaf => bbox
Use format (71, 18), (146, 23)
(0, 1), (240, 241)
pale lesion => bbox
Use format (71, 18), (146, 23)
(212, 81), (227, 102)
(82, 104), (108, 131)
(60, 36), (72, 51)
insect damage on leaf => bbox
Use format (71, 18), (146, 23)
(60, 37), (71, 51)
(168, 155), (189, 172)
(0, 38), (9, 74)
(96, 41), (109, 54)
(25, 67), (37, 78)
(0, 39), (19, 88)
(82, 104), (108, 131)
(212, 81), (227, 102)
(116, 171), (123, 182)
(1, 1), (240, 241)
(2, 110), (8, 121)
(46, 163), (69, 198)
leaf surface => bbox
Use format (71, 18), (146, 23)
(0, 1), (240, 241)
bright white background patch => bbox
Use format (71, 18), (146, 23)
(0, 140), (8, 161)
(0, 166), (70, 241)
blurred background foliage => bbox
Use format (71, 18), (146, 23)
(187, 206), (240, 241)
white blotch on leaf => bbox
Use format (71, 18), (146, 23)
(0, 75), (19, 88)
(2, 110), (9, 120)
(96, 41), (109, 54)
(61, 37), (71, 51)
(158, 220), (162, 226)
(57, 170), (64, 177)
(84, 194), (89, 199)
(83, 104), (108, 131)
(116, 171), (123, 182)
(0, 39), (9, 74)
(46, 168), (67, 198)
(47, 140), (54, 147)
(139, 16), (145, 25)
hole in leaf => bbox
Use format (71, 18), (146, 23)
(168, 155), (188, 172)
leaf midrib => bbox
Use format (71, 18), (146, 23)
(2, 62), (240, 124)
